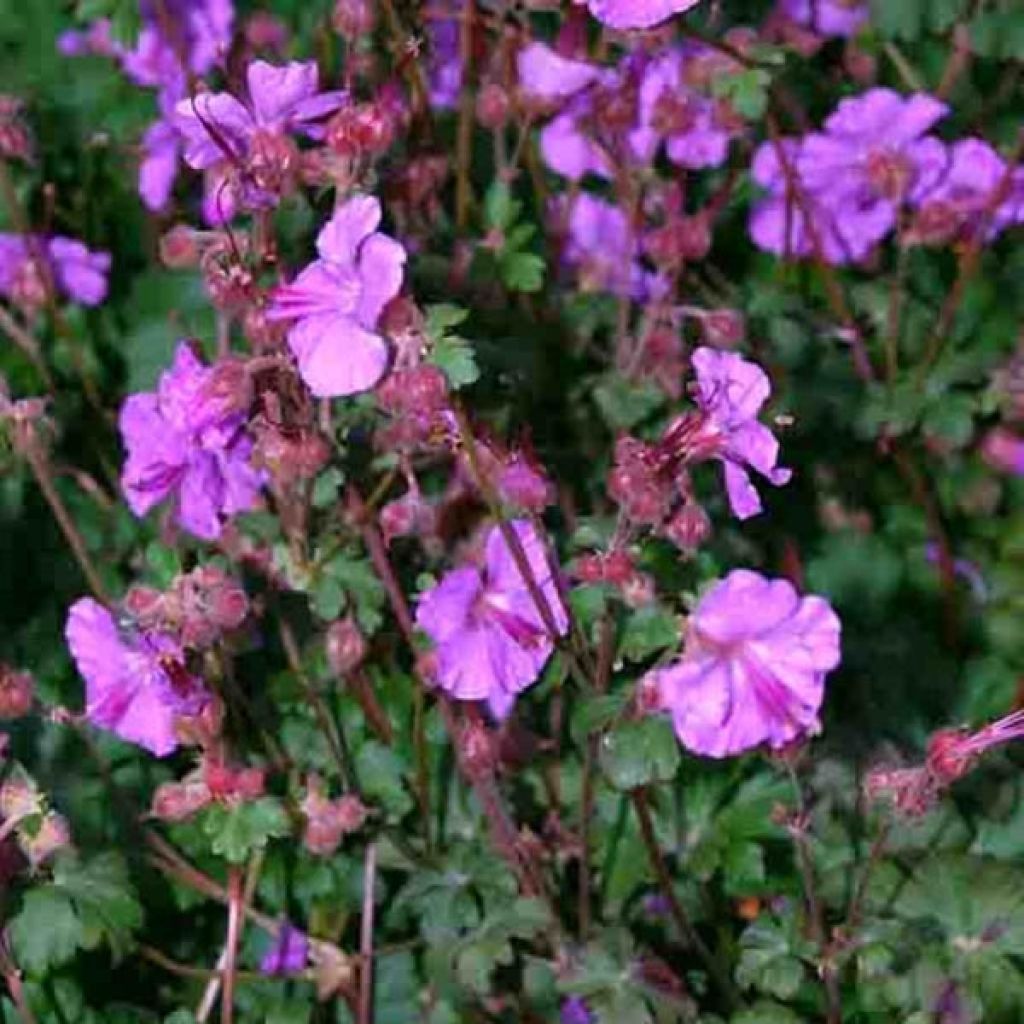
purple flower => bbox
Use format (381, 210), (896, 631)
(120, 342), (265, 540)
(415, 521), (568, 720)
(647, 570), (841, 757)
(65, 597), (208, 757)
(910, 138), (1018, 243)
(139, 118), (181, 213)
(518, 43), (602, 103)
(563, 193), (645, 298)
(632, 50), (734, 170)
(175, 60), (346, 206)
(750, 89), (948, 264)
(427, 13), (462, 111)
(778, 0), (869, 38)
(690, 346), (791, 520)
(581, 0), (702, 30)
(561, 997), (593, 1024)
(266, 195), (405, 397)
(260, 923), (309, 976)
(0, 233), (110, 308)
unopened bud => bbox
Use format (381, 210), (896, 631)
(701, 309), (745, 348)
(664, 500), (711, 553)
(325, 617), (367, 675)
(151, 777), (212, 821)
(0, 667), (34, 718)
(160, 225), (202, 268)
(21, 811), (70, 867)
(476, 83), (511, 130)
(0, 775), (40, 822)
(332, 0), (375, 39)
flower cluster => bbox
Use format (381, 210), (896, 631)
(751, 87), (1024, 263)
(0, 233), (110, 310)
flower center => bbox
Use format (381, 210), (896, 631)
(864, 148), (912, 202)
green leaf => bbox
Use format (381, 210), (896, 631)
(312, 467), (345, 510)
(598, 718), (680, 791)
(500, 251), (545, 293)
(869, 0), (924, 39)
(618, 606), (680, 663)
(425, 304), (470, 339)
(484, 181), (516, 230)
(10, 889), (81, 974)
(430, 335), (480, 389)
(356, 742), (413, 817)
(591, 375), (665, 431)
(202, 797), (290, 863)
(969, 12), (1024, 59)
(9, 853), (143, 975)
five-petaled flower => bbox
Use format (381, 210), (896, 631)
(415, 520), (568, 720)
(65, 597), (209, 757)
(646, 570), (841, 757)
(266, 194), (406, 397)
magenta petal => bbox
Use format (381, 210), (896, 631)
(316, 195), (381, 264)
(139, 120), (180, 212)
(587, 0), (701, 29)
(287, 314), (389, 397)
(176, 92), (252, 168)
(356, 234), (406, 326)
(247, 60), (319, 127)
(517, 42), (601, 101)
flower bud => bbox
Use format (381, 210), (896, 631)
(332, 0), (374, 39)
(459, 719), (497, 781)
(0, 667), (34, 718)
(160, 225), (202, 269)
(700, 309), (745, 349)
(21, 811), (70, 868)
(664, 500), (711, 553)
(476, 83), (511, 130)
(151, 777), (212, 821)
(0, 775), (40, 822)
(325, 617), (367, 675)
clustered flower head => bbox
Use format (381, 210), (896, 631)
(645, 570), (842, 757)
(415, 520), (568, 720)
(120, 341), (265, 540)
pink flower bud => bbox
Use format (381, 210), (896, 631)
(0, 776), (40, 822)
(0, 667), (34, 718)
(325, 617), (367, 675)
(332, 0), (375, 39)
(151, 777), (212, 821)
(476, 83), (511, 130)
(700, 309), (745, 349)
(664, 500), (711, 553)
(160, 225), (202, 269)
(459, 719), (497, 781)
(21, 811), (70, 868)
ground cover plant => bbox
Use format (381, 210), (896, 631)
(1, 0), (1024, 1021)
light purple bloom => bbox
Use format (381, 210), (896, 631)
(139, 119), (181, 212)
(648, 570), (841, 758)
(581, 0), (702, 30)
(0, 233), (110, 307)
(120, 342), (265, 540)
(778, 0), (869, 38)
(691, 346), (791, 520)
(911, 138), (1018, 241)
(563, 193), (646, 298)
(631, 49), (734, 170)
(518, 43), (602, 103)
(415, 521), (568, 720)
(65, 597), (208, 757)
(750, 89), (949, 264)
(266, 195), (405, 397)
(427, 13), (462, 111)
(260, 923), (309, 976)
(176, 60), (345, 167)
